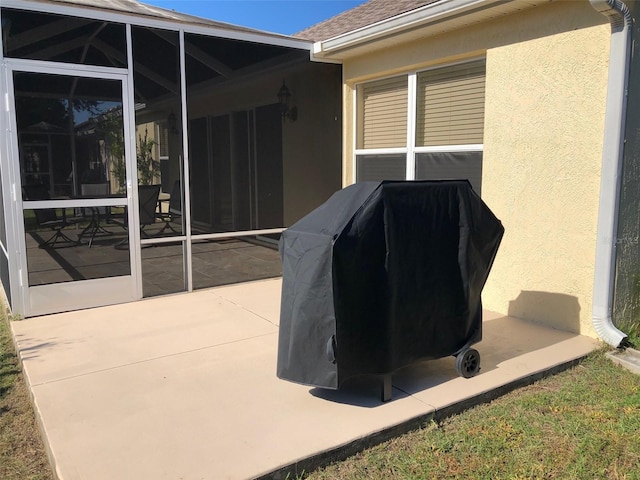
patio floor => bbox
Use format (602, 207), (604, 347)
(10, 278), (598, 480)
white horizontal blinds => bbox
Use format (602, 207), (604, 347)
(357, 76), (408, 149)
(416, 60), (486, 146)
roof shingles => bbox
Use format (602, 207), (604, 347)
(294, 0), (437, 42)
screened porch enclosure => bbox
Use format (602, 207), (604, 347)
(0, 2), (342, 316)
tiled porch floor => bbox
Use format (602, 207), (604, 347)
(25, 222), (282, 296)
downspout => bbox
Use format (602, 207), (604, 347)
(590, 0), (632, 348)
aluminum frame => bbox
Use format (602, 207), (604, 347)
(0, 1), (315, 315)
(4, 60), (139, 316)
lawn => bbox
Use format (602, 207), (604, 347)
(306, 348), (640, 479)
(0, 306), (55, 480)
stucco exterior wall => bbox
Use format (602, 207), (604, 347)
(483, 24), (609, 337)
(340, 1), (610, 337)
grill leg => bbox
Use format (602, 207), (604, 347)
(381, 374), (392, 402)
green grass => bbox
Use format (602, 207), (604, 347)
(617, 277), (640, 347)
(620, 320), (640, 348)
(0, 306), (55, 480)
(306, 349), (640, 480)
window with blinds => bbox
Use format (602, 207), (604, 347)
(416, 60), (486, 146)
(356, 75), (408, 149)
(355, 59), (485, 193)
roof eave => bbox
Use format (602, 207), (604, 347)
(312, 0), (549, 60)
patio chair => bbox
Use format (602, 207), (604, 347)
(22, 184), (83, 248)
(114, 184), (161, 249)
(158, 180), (182, 234)
(79, 182), (112, 247)
(139, 184), (161, 237)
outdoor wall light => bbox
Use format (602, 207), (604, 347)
(277, 80), (297, 122)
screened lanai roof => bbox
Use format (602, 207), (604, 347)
(38, 0), (258, 30)
(3, 0), (316, 112)
(4, 0), (310, 44)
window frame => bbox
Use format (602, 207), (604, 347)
(354, 58), (485, 185)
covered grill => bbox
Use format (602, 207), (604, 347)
(277, 180), (504, 400)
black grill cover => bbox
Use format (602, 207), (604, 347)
(277, 180), (504, 389)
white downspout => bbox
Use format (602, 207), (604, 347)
(590, 0), (632, 348)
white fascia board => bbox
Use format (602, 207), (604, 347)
(3, 0), (313, 51)
(314, 0), (512, 58)
(310, 45), (342, 63)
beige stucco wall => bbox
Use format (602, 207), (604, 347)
(340, 1), (610, 337)
(483, 24), (609, 338)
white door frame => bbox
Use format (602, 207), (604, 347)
(5, 59), (143, 316)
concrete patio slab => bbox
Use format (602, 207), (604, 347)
(11, 278), (599, 480)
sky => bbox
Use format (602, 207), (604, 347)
(142, 0), (364, 35)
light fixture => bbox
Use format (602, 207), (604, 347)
(277, 80), (297, 122)
(167, 112), (179, 135)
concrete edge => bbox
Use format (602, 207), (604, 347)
(606, 347), (640, 374)
(255, 354), (590, 480)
